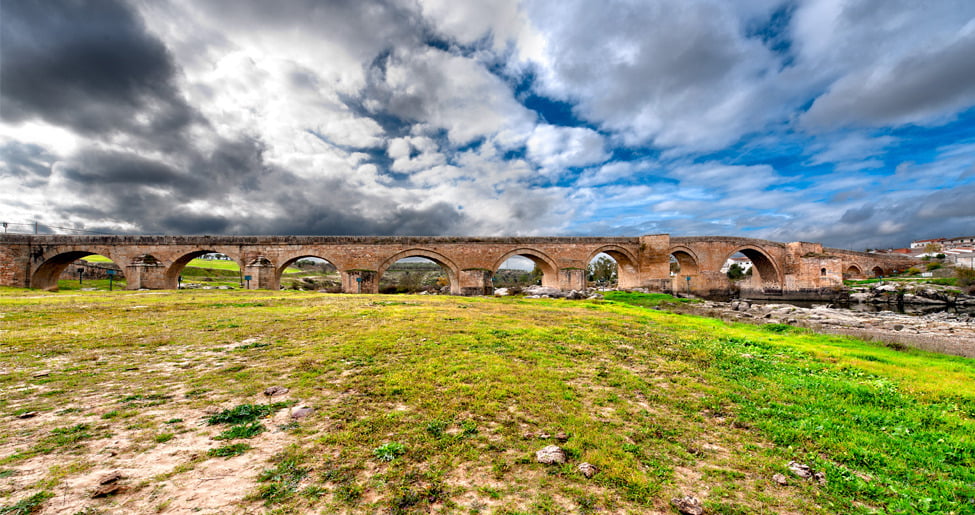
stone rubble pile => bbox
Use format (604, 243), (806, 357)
(849, 283), (975, 306)
(690, 295), (975, 357)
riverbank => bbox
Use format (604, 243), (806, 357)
(672, 298), (975, 358)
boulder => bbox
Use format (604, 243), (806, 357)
(671, 495), (704, 515)
(577, 462), (598, 478)
(535, 445), (567, 465)
(524, 286), (564, 298)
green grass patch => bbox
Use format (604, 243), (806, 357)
(255, 452), (309, 506)
(0, 491), (54, 514)
(205, 402), (292, 425)
(214, 422), (265, 440)
(207, 443), (252, 458)
(602, 290), (700, 308)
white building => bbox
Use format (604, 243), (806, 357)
(720, 256), (753, 274)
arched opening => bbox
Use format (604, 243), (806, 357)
(670, 249), (700, 276)
(588, 246), (639, 289)
(844, 265), (863, 280)
(277, 256), (339, 292)
(492, 249), (559, 290)
(493, 255), (539, 289)
(587, 253), (618, 288)
(669, 248), (700, 293)
(31, 252), (124, 291)
(821, 267), (828, 277)
(167, 251), (242, 289)
(872, 266), (884, 278)
(724, 247), (780, 293)
(378, 250), (458, 294)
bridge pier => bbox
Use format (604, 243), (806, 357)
(458, 269), (494, 296)
(343, 270), (378, 294)
(243, 259), (276, 290)
(559, 268), (587, 291)
(125, 260), (167, 290)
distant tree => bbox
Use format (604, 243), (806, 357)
(727, 263), (747, 280)
(588, 256), (618, 284)
(526, 264), (543, 285)
(924, 242), (943, 254)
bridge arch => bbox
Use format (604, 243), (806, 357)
(725, 245), (782, 291)
(871, 266), (884, 278)
(275, 254), (339, 291)
(587, 245), (639, 288)
(668, 246), (701, 275)
(378, 248), (460, 294)
(30, 250), (124, 291)
(492, 248), (559, 289)
(166, 250), (243, 289)
(844, 264), (864, 279)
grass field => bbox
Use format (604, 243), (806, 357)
(0, 289), (972, 513)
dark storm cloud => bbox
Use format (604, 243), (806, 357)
(0, 141), (56, 179)
(60, 149), (197, 187)
(0, 0), (196, 142)
(253, 201), (467, 237)
(47, 136), (469, 236)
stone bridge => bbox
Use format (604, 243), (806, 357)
(0, 234), (916, 299)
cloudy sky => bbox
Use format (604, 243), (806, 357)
(1, 0), (974, 249)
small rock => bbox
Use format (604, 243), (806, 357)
(98, 471), (123, 485)
(536, 432), (551, 440)
(788, 461), (813, 479)
(16, 411), (38, 419)
(577, 462), (598, 478)
(813, 471), (827, 485)
(91, 483), (121, 498)
(263, 386), (289, 397)
(893, 324), (904, 331)
(554, 431), (569, 442)
(671, 495), (704, 515)
(290, 406), (314, 419)
(32, 370), (50, 378)
(535, 445), (566, 465)
(772, 473), (788, 486)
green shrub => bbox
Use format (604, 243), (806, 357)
(205, 402), (291, 425)
(373, 442), (406, 462)
(957, 267), (975, 288)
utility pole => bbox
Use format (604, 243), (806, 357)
(33, 221), (38, 234)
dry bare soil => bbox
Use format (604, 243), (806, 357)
(0, 289), (973, 514)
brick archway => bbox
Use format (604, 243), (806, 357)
(165, 250), (243, 289)
(587, 245), (640, 288)
(30, 249), (124, 291)
(378, 248), (460, 294)
(492, 248), (559, 289)
(725, 246), (782, 292)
